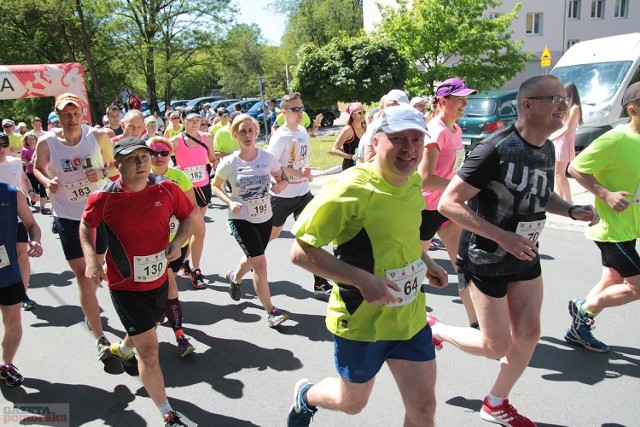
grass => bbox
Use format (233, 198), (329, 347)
(256, 130), (343, 171)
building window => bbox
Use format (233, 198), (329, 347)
(568, 0), (581, 19)
(591, 0), (605, 18)
(614, 0), (629, 17)
(526, 13), (543, 35)
(567, 39), (580, 50)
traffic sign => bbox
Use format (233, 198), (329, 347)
(541, 45), (552, 67)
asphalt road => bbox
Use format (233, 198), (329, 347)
(1, 182), (639, 427)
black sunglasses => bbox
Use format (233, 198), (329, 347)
(0, 142), (10, 148)
(151, 150), (170, 158)
(286, 106), (305, 113)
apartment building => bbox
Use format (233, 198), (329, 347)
(363, 0), (639, 88)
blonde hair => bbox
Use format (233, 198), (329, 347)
(230, 114), (259, 140)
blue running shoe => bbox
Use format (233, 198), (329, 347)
(565, 299), (608, 352)
(287, 378), (317, 426)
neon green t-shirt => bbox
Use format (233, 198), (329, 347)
(293, 162), (427, 342)
(210, 123), (224, 136)
(8, 133), (22, 151)
(214, 125), (240, 154)
(152, 167), (193, 247)
(571, 125), (640, 242)
(275, 112), (311, 129)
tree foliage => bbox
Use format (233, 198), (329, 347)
(376, 0), (531, 94)
(292, 36), (409, 106)
(274, 0), (364, 62)
(214, 24), (265, 98)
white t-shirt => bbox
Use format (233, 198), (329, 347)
(215, 148), (281, 223)
(46, 125), (108, 221)
(267, 125), (310, 198)
(0, 156), (24, 187)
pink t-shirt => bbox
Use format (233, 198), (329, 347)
(422, 118), (465, 210)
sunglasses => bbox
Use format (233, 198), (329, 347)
(170, 116), (179, 120)
(355, 111), (366, 116)
(151, 150), (170, 158)
(286, 106), (305, 113)
(2, 124), (13, 128)
(0, 142), (9, 148)
(527, 96), (570, 105)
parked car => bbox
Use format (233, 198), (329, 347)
(142, 99), (190, 117)
(208, 98), (240, 113)
(184, 96), (225, 113)
(305, 104), (340, 127)
(458, 89), (518, 152)
(226, 99), (261, 114)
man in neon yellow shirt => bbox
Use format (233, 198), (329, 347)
(565, 82), (640, 353)
(214, 112), (240, 158)
(2, 120), (22, 155)
(287, 104), (448, 426)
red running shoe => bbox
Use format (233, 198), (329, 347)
(426, 314), (443, 351)
(480, 396), (536, 426)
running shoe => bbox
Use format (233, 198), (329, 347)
(163, 410), (188, 426)
(21, 298), (36, 311)
(287, 378), (317, 426)
(110, 342), (139, 376)
(226, 270), (242, 301)
(426, 314), (444, 350)
(97, 336), (112, 361)
(0, 363), (24, 387)
(313, 276), (333, 296)
(177, 336), (195, 358)
(41, 207), (51, 215)
(429, 238), (445, 251)
(180, 260), (193, 278)
(267, 306), (289, 328)
(480, 396), (535, 426)
(190, 269), (206, 289)
(51, 221), (58, 234)
(566, 299), (609, 352)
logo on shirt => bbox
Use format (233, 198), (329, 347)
(154, 201), (162, 208)
(61, 155), (93, 173)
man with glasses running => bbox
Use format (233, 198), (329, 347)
(259, 92), (330, 296)
(433, 75), (598, 426)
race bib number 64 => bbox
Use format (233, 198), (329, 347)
(385, 259), (427, 307)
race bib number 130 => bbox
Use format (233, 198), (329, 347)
(133, 250), (167, 282)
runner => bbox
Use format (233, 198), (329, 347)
(1, 133), (39, 311)
(434, 75), (598, 426)
(266, 92), (330, 296)
(80, 137), (194, 426)
(170, 112), (216, 289)
(34, 93), (117, 361)
(287, 104), (448, 426)
(419, 77), (479, 328)
(564, 81), (640, 352)
(211, 114), (305, 328)
(0, 182), (43, 387)
(147, 136), (196, 357)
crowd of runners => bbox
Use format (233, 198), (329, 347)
(0, 77), (639, 426)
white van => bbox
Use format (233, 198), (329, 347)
(551, 32), (640, 151)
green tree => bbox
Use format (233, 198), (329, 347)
(376, 0), (531, 94)
(114, 0), (233, 111)
(0, 0), (118, 122)
(292, 36), (409, 106)
(214, 24), (265, 98)
(273, 0), (364, 62)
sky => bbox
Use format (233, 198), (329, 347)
(234, 0), (287, 46)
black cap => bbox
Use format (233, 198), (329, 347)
(114, 136), (152, 157)
(622, 82), (640, 107)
